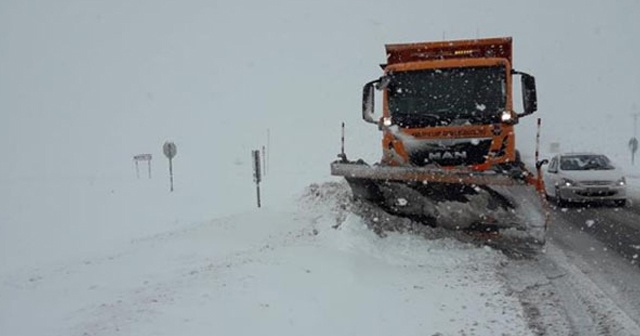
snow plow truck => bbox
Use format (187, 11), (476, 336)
(331, 37), (548, 247)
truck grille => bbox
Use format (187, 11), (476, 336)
(407, 139), (492, 167)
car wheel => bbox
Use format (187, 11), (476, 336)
(555, 187), (566, 207)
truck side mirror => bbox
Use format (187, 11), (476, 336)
(362, 76), (389, 124)
(362, 80), (377, 123)
(519, 73), (537, 117)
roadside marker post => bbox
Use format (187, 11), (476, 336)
(252, 150), (262, 208)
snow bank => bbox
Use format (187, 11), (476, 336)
(1, 180), (536, 336)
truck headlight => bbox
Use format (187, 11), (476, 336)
(616, 177), (626, 186)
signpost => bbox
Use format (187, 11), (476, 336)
(252, 150), (262, 208)
(163, 141), (177, 192)
(133, 154), (152, 179)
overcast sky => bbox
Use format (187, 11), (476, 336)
(2, 0), (639, 183)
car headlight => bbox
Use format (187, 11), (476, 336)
(561, 178), (577, 187)
(616, 177), (626, 186)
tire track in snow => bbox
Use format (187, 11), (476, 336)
(504, 208), (640, 336)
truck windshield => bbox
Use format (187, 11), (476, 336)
(387, 66), (506, 127)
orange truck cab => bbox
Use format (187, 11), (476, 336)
(362, 37), (538, 172)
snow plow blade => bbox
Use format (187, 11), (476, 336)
(331, 162), (518, 186)
(331, 161), (548, 247)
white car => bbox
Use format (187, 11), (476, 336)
(543, 152), (627, 206)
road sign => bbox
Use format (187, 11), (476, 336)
(630, 137), (638, 152)
(253, 150), (262, 183)
(252, 150), (262, 207)
(163, 142), (177, 159)
(134, 154), (152, 161)
(630, 137), (638, 165)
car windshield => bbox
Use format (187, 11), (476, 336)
(387, 66), (506, 127)
(560, 155), (615, 170)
